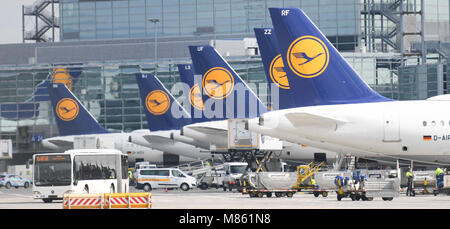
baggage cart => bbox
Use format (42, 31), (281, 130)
(411, 171), (438, 196)
(358, 170), (400, 201)
(313, 171), (352, 198)
(242, 172), (298, 198)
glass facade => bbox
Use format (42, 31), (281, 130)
(60, 0), (360, 51)
(361, 0), (450, 53)
(1, 0), (449, 166)
(398, 63), (447, 100)
(423, 0), (450, 42)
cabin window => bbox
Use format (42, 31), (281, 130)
(423, 121), (427, 127)
(431, 121), (436, 126)
(441, 121), (445, 126)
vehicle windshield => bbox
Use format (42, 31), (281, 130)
(230, 165), (247, 174)
(34, 161), (71, 186)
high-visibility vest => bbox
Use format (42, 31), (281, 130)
(436, 168), (444, 176)
(311, 179), (316, 185)
(406, 172), (413, 181)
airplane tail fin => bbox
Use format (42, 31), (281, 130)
(47, 83), (109, 136)
(188, 45), (267, 119)
(178, 64), (195, 88)
(177, 64), (210, 123)
(254, 28), (294, 110)
(135, 73), (191, 131)
(269, 8), (391, 107)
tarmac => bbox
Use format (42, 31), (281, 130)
(1, 186), (450, 209)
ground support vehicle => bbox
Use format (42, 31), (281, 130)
(313, 171), (352, 199)
(33, 149), (128, 203)
(293, 162), (324, 191)
(222, 162), (248, 191)
(242, 172), (298, 198)
(197, 169), (225, 190)
(410, 171), (438, 196)
(334, 175), (360, 201)
(355, 170), (400, 201)
(135, 167), (196, 191)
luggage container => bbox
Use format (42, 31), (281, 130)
(357, 170), (400, 201)
(313, 171), (352, 198)
(242, 172), (298, 198)
(411, 171), (438, 196)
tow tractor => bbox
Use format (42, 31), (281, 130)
(292, 162), (326, 197)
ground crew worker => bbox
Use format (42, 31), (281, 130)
(311, 177), (317, 189)
(436, 167), (445, 189)
(128, 170), (135, 186)
(406, 168), (414, 196)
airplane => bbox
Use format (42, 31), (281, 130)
(129, 73), (212, 161)
(41, 82), (195, 165)
(254, 27), (338, 163)
(247, 8), (450, 165)
(176, 45), (267, 152)
(175, 46), (339, 164)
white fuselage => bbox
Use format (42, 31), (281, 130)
(181, 120), (338, 163)
(248, 99), (450, 164)
(41, 132), (194, 164)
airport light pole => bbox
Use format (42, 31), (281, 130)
(148, 18), (160, 76)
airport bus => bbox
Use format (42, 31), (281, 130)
(32, 149), (129, 203)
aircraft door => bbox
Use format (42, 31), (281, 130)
(383, 112), (400, 142)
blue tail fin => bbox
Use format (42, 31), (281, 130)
(254, 28), (294, 110)
(177, 64), (209, 123)
(178, 64), (195, 88)
(189, 45), (267, 119)
(269, 8), (391, 107)
(47, 83), (109, 136)
(135, 73), (191, 131)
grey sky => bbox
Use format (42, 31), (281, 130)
(0, 0), (50, 44)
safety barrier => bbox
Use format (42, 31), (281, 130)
(104, 193), (152, 209)
(63, 193), (152, 209)
(63, 194), (103, 209)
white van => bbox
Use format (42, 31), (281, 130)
(135, 168), (196, 192)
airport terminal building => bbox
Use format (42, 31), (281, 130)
(0, 0), (450, 168)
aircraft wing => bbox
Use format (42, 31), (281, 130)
(142, 135), (174, 145)
(284, 112), (347, 130)
(47, 139), (74, 148)
(184, 126), (228, 136)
